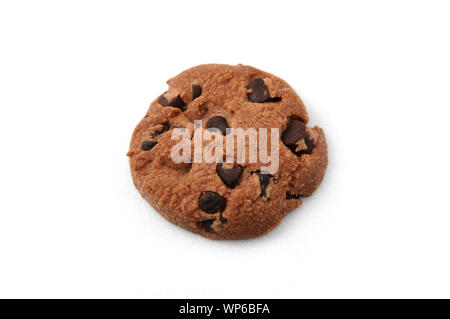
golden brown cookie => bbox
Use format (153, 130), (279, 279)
(128, 64), (327, 239)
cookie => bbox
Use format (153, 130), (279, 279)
(127, 64), (327, 239)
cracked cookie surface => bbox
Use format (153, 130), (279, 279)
(128, 64), (328, 239)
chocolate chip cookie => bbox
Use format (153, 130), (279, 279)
(127, 64), (327, 239)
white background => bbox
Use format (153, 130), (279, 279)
(0, 0), (449, 298)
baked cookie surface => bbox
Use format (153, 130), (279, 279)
(128, 64), (327, 239)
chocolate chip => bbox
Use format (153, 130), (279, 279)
(168, 95), (186, 111)
(141, 140), (157, 151)
(158, 93), (186, 111)
(206, 116), (228, 135)
(192, 84), (202, 100)
(247, 78), (270, 103)
(152, 123), (170, 138)
(199, 191), (226, 214)
(247, 78), (281, 103)
(286, 192), (301, 200)
(216, 163), (243, 189)
(200, 219), (215, 232)
(282, 118), (306, 146)
(254, 170), (272, 199)
(281, 118), (315, 156)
